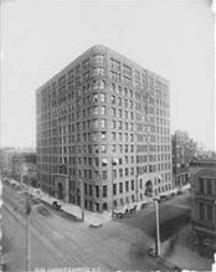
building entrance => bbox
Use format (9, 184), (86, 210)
(145, 180), (153, 197)
(58, 182), (64, 199)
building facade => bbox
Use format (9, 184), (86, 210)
(172, 130), (197, 187)
(36, 45), (172, 213)
(190, 159), (216, 250)
(11, 152), (37, 186)
(0, 148), (13, 176)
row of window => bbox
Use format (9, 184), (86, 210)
(111, 76), (168, 98)
(136, 144), (170, 153)
(68, 92), (107, 109)
(198, 201), (214, 223)
(83, 184), (108, 198)
(136, 131), (170, 144)
(39, 77), (169, 114)
(38, 72), (168, 116)
(37, 132), (171, 150)
(38, 163), (171, 178)
(198, 178), (216, 196)
(37, 152), (171, 167)
(111, 58), (150, 85)
(137, 164), (171, 175)
(37, 79), (106, 112)
(38, 100), (169, 130)
(111, 83), (133, 97)
(135, 96), (169, 110)
(38, 117), (170, 138)
(136, 154), (171, 163)
(112, 186), (171, 208)
(82, 185), (172, 212)
(37, 132), (170, 147)
(38, 187), (171, 213)
(39, 113), (168, 133)
(58, 54), (105, 82)
(38, 160), (171, 180)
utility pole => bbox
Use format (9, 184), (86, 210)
(25, 186), (31, 272)
(75, 133), (84, 221)
(20, 172), (23, 186)
(80, 177), (85, 222)
(111, 158), (118, 219)
(111, 160), (113, 219)
(135, 174), (139, 202)
(155, 200), (160, 257)
(0, 178), (3, 270)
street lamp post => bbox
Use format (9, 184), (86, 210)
(80, 177), (85, 222)
(135, 174), (139, 202)
(111, 161), (114, 219)
(19, 181), (45, 271)
(154, 199), (161, 257)
(0, 178), (3, 270)
(111, 157), (118, 219)
(25, 186), (31, 272)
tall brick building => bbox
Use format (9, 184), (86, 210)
(172, 130), (197, 187)
(36, 45), (172, 213)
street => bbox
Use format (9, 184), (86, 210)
(118, 194), (191, 241)
(3, 183), (171, 271)
(3, 182), (212, 271)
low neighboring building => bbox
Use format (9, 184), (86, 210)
(172, 131), (197, 187)
(194, 143), (216, 160)
(0, 147), (15, 176)
(190, 158), (216, 250)
(11, 152), (37, 186)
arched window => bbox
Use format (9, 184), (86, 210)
(93, 67), (104, 76)
(93, 80), (105, 90)
(145, 180), (153, 196)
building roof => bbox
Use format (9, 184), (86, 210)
(35, 44), (169, 94)
(190, 157), (216, 168)
(12, 152), (36, 164)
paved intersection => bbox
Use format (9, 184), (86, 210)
(3, 183), (170, 271)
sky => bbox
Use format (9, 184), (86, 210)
(0, 0), (215, 150)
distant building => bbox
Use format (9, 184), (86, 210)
(11, 152), (37, 186)
(36, 44), (173, 213)
(190, 158), (216, 250)
(172, 131), (197, 187)
(0, 147), (16, 176)
(195, 143), (216, 160)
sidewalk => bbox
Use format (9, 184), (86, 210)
(159, 224), (212, 271)
(9, 178), (112, 226)
(166, 244), (212, 271)
(5, 178), (213, 270)
(32, 188), (112, 226)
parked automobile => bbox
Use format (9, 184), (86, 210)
(153, 196), (161, 202)
(13, 183), (21, 190)
(89, 222), (103, 228)
(129, 204), (137, 213)
(125, 203), (137, 214)
(160, 195), (169, 201)
(37, 205), (50, 216)
(173, 266), (182, 272)
(2, 177), (10, 184)
(113, 203), (135, 218)
(147, 247), (156, 257)
(113, 210), (124, 219)
(177, 189), (184, 195)
(52, 201), (62, 211)
(136, 201), (153, 211)
(170, 192), (176, 197)
(0, 255), (7, 272)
